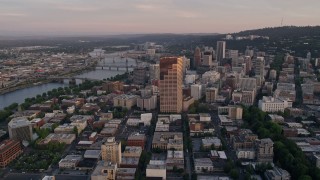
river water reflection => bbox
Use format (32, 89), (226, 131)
(0, 53), (136, 109)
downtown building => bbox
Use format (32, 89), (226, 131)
(101, 137), (122, 165)
(216, 41), (226, 64)
(159, 57), (183, 113)
(149, 64), (160, 81)
(194, 47), (201, 68)
(8, 117), (33, 141)
(258, 96), (292, 113)
(133, 66), (148, 85)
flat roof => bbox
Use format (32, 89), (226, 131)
(217, 151), (227, 159)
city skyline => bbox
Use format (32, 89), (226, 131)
(1, 0), (320, 36)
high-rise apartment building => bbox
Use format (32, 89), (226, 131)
(202, 52), (213, 66)
(159, 57), (183, 113)
(244, 56), (252, 74)
(191, 84), (202, 100)
(133, 66), (148, 85)
(253, 57), (265, 77)
(8, 117), (33, 141)
(101, 137), (122, 164)
(206, 87), (218, 103)
(149, 64), (160, 81)
(216, 41), (226, 63)
(227, 50), (239, 67)
(194, 47), (201, 68)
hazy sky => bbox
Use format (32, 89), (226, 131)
(1, 0), (319, 36)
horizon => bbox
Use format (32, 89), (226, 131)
(1, 0), (320, 36)
(0, 25), (319, 39)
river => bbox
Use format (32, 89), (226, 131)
(0, 52), (136, 110)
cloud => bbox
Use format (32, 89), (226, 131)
(176, 11), (203, 18)
(54, 6), (100, 12)
(0, 13), (27, 17)
(135, 4), (158, 11)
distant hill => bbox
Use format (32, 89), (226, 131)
(232, 26), (320, 40)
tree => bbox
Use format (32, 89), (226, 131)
(298, 175), (312, 180)
(229, 169), (239, 179)
(224, 160), (234, 173)
(73, 126), (78, 136)
(35, 128), (50, 139)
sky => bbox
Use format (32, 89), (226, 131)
(0, 0), (319, 36)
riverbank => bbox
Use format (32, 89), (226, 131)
(0, 66), (96, 95)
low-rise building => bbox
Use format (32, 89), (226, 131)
(126, 118), (141, 127)
(117, 168), (136, 180)
(84, 150), (101, 159)
(202, 137), (222, 149)
(38, 133), (76, 145)
(122, 146), (142, 158)
(126, 113), (152, 127)
(199, 113), (211, 122)
(155, 121), (170, 132)
(127, 133), (146, 149)
(286, 108), (303, 117)
(194, 158), (214, 173)
(54, 124), (75, 134)
(98, 112), (113, 121)
(91, 161), (117, 180)
(30, 118), (45, 128)
(236, 149), (256, 160)
(146, 160), (166, 180)
(268, 114), (285, 124)
(113, 94), (138, 110)
(256, 138), (274, 163)
(152, 132), (183, 150)
(264, 167), (291, 180)
(70, 119), (88, 134)
(258, 96), (292, 112)
(59, 155), (82, 169)
(167, 138), (184, 151)
(166, 150), (184, 170)
(219, 115), (234, 126)
(100, 127), (117, 137)
(0, 140), (23, 167)
(120, 157), (139, 168)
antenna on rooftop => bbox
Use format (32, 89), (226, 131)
(281, 17), (284, 26)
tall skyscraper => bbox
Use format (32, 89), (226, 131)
(194, 47), (201, 68)
(307, 52), (311, 61)
(227, 50), (239, 67)
(101, 137), (122, 164)
(216, 41), (226, 63)
(159, 57), (183, 113)
(244, 56), (252, 74)
(253, 57), (265, 77)
(245, 47), (254, 57)
(202, 52), (213, 66)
